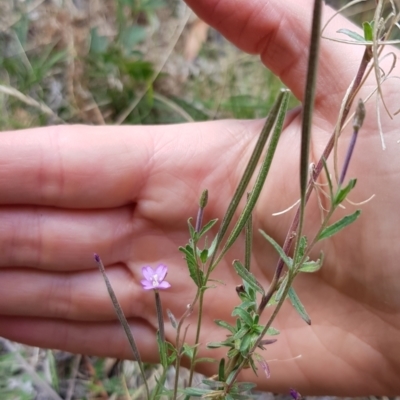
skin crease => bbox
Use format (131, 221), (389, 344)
(0, 0), (400, 395)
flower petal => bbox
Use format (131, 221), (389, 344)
(155, 264), (168, 281)
(142, 266), (154, 281)
(141, 280), (155, 290)
(157, 281), (171, 290)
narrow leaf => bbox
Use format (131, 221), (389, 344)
(363, 21), (373, 42)
(334, 178), (357, 206)
(218, 358), (225, 382)
(182, 387), (213, 396)
(95, 255), (150, 397)
(288, 287), (311, 325)
(236, 382), (257, 391)
(298, 257), (323, 273)
(179, 245), (204, 287)
(232, 307), (254, 327)
(233, 260), (265, 295)
(214, 319), (236, 334)
(294, 235), (307, 264)
(321, 156), (334, 202)
(209, 89), (289, 268)
(275, 275), (288, 302)
(337, 28), (366, 42)
(245, 192), (253, 270)
(198, 218), (218, 238)
(194, 357), (216, 364)
(266, 327), (280, 336)
(239, 332), (253, 354)
(317, 210), (361, 240)
(156, 331), (168, 368)
(199, 248), (208, 263)
(208, 235), (218, 257)
(259, 230), (293, 270)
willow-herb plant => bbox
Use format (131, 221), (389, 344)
(94, 0), (400, 398)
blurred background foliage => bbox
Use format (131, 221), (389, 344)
(0, 0), (393, 130)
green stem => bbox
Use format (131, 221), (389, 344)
(187, 287), (205, 386)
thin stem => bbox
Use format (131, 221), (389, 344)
(297, 0), (323, 252)
(187, 288), (205, 386)
(95, 255), (150, 398)
(339, 99), (366, 185)
(258, 44), (373, 314)
(154, 291), (165, 343)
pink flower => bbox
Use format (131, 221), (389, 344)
(141, 265), (171, 290)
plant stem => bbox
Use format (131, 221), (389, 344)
(258, 45), (373, 314)
(187, 287), (205, 386)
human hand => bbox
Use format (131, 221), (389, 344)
(0, 0), (399, 395)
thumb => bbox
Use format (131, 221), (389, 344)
(185, 0), (365, 117)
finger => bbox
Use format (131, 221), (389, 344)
(0, 265), (190, 320)
(0, 120), (261, 208)
(0, 316), (161, 364)
(186, 0), (365, 112)
(0, 206), (137, 270)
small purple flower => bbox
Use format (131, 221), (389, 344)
(289, 388), (301, 400)
(141, 265), (171, 290)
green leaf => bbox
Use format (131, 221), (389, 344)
(182, 343), (195, 359)
(259, 230), (293, 270)
(208, 88), (286, 266)
(239, 333), (254, 354)
(218, 358), (225, 381)
(194, 357), (216, 364)
(294, 235), (308, 264)
(275, 275), (288, 302)
(199, 248), (208, 263)
(288, 287), (311, 325)
(187, 218), (196, 239)
(321, 156), (334, 201)
(266, 326), (280, 336)
(179, 245), (203, 287)
(334, 178), (357, 206)
(216, 90), (290, 266)
(232, 307), (254, 327)
(182, 387), (214, 396)
(233, 260), (265, 295)
(202, 379), (225, 389)
(363, 21), (373, 42)
(317, 210), (361, 241)
(198, 218), (218, 238)
(236, 382), (257, 392)
(337, 28), (366, 42)
(208, 235), (218, 257)
(214, 319), (236, 334)
(208, 336), (235, 348)
(232, 327), (250, 340)
(298, 253), (324, 273)
(156, 331), (168, 368)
